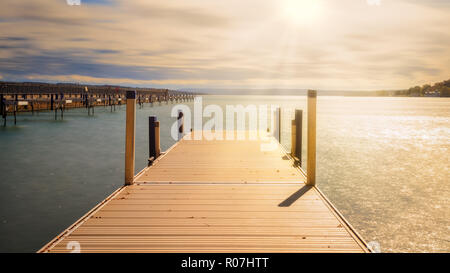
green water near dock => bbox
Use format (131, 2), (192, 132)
(0, 102), (188, 252)
(0, 96), (449, 252)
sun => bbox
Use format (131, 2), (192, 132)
(282, 0), (323, 26)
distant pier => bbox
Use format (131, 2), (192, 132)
(0, 81), (195, 125)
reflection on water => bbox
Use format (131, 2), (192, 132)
(0, 96), (448, 252)
(314, 97), (449, 253)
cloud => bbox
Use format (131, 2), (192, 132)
(405, 0), (450, 8)
(0, 0), (449, 90)
(123, 1), (230, 27)
(0, 37), (30, 41)
(0, 51), (182, 80)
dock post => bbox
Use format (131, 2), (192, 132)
(306, 90), (317, 186)
(125, 90), (136, 185)
(50, 94), (54, 110)
(272, 107), (281, 142)
(2, 95), (7, 126)
(291, 119), (296, 157)
(277, 107), (281, 142)
(149, 116), (156, 163)
(295, 109), (303, 165)
(0, 94), (4, 125)
(14, 95), (18, 125)
(87, 95), (91, 115)
(155, 121), (161, 157)
(148, 116), (161, 166)
(177, 110), (184, 141)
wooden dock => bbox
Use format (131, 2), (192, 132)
(39, 91), (369, 253)
(39, 135), (368, 252)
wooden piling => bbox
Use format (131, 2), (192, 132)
(2, 96), (6, 126)
(0, 94), (4, 122)
(50, 94), (54, 110)
(148, 116), (157, 164)
(177, 110), (184, 141)
(307, 90), (317, 186)
(155, 121), (161, 158)
(125, 90), (136, 185)
(274, 107), (281, 142)
(295, 109), (303, 165)
(13, 104), (16, 125)
(291, 119), (296, 158)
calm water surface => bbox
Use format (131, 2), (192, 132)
(0, 96), (448, 252)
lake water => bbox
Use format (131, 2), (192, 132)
(0, 95), (448, 253)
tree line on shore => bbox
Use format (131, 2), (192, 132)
(376, 79), (450, 97)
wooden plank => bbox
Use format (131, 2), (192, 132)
(107, 199), (323, 205)
(92, 211), (338, 219)
(83, 218), (342, 226)
(100, 205), (331, 212)
(51, 238), (362, 251)
(70, 227), (351, 237)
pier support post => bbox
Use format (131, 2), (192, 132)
(307, 90), (317, 186)
(14, 95), (18, 125)
(291, 120), (296, 158)
(294, 109), (303, 165)
(0, 94), (4, 119)
(155, 121), (161, 159)
(1, 95), (6, 126)
(273, 107), (281, 142)
(125, 90), (136, 185)
(148, 116), (161, 165)
(177, 110), (184, 141)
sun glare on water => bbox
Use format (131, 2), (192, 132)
(282, 0), (323, 26)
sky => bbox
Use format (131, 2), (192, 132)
(0, 0), (449, 91)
